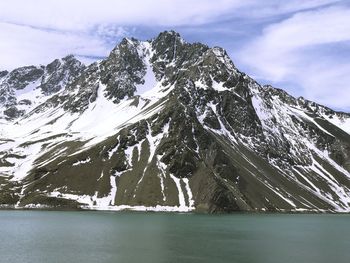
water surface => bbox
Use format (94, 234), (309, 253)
(0, 211), (349, 263)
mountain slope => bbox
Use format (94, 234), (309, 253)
(1, 31), (350, 212)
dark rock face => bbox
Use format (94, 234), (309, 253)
(3, 106), (24, 119)
(39, 55), (85, 95)
(0, 56), (85, 119)
(6, 66), (44, 90)
(100, 38), (145, 102)
(0, 31), (350, 213)
(0, 71), (8, 78)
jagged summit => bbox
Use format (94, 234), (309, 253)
(151, 30), (185, 45)
(0, 55), (85, 119)
(0, 32), (349, 213)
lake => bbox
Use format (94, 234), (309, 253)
(0, 211), (349, 263)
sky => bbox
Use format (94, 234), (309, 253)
(0, 0), (349, 111)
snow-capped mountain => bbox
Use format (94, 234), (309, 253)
(0, 31), (349, 213)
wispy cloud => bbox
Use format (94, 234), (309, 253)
(0, 0), (247, 30)
(237, 6), (350, 110)
(0, 22), (114, 69)
(0, 0), (247, 69)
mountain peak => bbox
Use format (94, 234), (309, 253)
(61, 54), (80, 63)
(1, 31), (350, 213)
(0, 70), (8, 78)
(155, 30), (182, 39)
(153, 30), (184, 45)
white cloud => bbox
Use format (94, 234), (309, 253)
(0, 0), (338, 31)
(239, 0), (341, 18)
(0, 0), (348, 111)
(0, 22), (113, 69)
(0, 0), (341, 69)
(0, 0), (248, 69)
(0, 0), (247, 31)
(298, 61), (350, 111)
(238, 6), (350, 110)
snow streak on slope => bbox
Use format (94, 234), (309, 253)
(135, 42), (157, 95)
(0, 49), (173, 183)
(323, 114), (350, 135)
(249, 89), (350, 211)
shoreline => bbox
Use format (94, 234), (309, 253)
(1, 204), (350, 214)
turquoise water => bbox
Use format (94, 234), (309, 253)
(0, 211), (349, 263)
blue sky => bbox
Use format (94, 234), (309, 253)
(0, 0), (349, 111)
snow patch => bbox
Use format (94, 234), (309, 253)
(170, 174), (186, 208)
(72, 157), (91, 166)
(135, 42), (157, 95)
(323, 114), (350, 135)
(251, 95), (270, 123)
(109, 174), (117, 206)
(183, 178), (195, 208)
